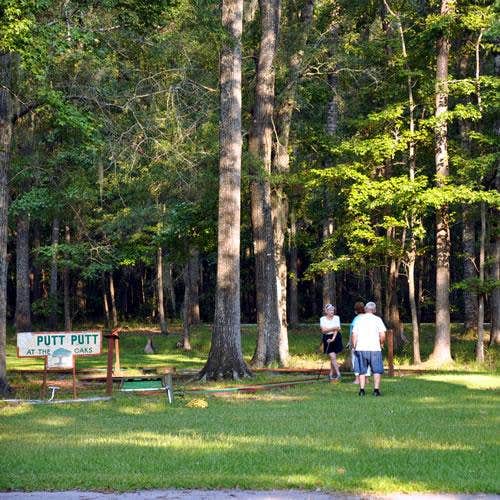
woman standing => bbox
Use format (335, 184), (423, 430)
(320, 303), (343, 381)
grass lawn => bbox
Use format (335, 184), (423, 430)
(1, 374), (499, 494)
(1, 322), (499, 494)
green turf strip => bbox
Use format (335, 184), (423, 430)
(121, 379), (164, 391)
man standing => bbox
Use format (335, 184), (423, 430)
(352, 301), (386, 396)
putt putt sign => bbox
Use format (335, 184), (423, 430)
(17, 331), (102, 369)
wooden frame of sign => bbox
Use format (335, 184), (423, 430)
(41, 357), (78, 399)
(17, 331), (102, 399)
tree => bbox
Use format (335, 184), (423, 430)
(200, 0), (251, 380)
(247, 0), (282, 367)
(430, 0), (455, 365)
(0, 52), (16, 395)
(382, 0), (422, 362)
(272, 0), (315, 363)
(156, 247), (168, 335)
(15, 214), (31, 332)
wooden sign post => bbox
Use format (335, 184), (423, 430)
(387, 329), (394, 377)
(104, 328), (122, 396)
(17, 331), (102, 398)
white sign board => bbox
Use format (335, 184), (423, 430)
(17, 331), (102, 370)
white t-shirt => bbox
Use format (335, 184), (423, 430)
(320, 315), (340, 333)
(352, 313), (386, 351)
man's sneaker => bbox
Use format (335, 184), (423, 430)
(373, 389), (381, 397)
(358, 388), (365, 396)
(331, 374), (341, 382)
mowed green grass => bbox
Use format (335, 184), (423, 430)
(1, 373), (499, 494)
(2, 322), (499, 493)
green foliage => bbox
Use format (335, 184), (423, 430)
(8, 188), (54, 218)
(31, 296), (60, 319)
(452, 277), (500, 295)
(0, 0), (44, 52)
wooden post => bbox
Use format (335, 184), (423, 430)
(42, 358), (48, 399)
(105, 327), (121, 395)
(114, 336), (120, 374)
(106, 333), (115, 396)
(72, 363), (77, 399)
(387, 328), (394, 377)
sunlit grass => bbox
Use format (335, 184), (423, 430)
(419, 373), (500, 390)
(1, 374), (499, 494)
(2, 321), (499, 493)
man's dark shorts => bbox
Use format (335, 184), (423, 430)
(355, 351), (384, 375)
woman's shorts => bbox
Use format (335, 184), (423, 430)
(354, 350), (384, 374)
(323, 333), (343, 354)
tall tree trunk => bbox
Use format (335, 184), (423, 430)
(490, 199), (500, 345)
(489, 55), (500, 346)
(309, 278), (318, 317)
(384, 0), (421, 362)
(380, 4), (405, 350)
(417, 257), (424, 321)
(476, 203), (485, 361)
(457, 45), (478, 335)
(48, 218), (60, 329)
(288, 207), (299, 326)
(387, 248), (403, 347)
(199, 0), (250, 380)
(14, 112), (34, 334)
(75, 279), (85, 318)
(322, 67), (338, 310)
(188, 248), (200, 325)
(167, 262), (177, 317)
(473, 28), (486, 360)
(156, 247), (168, 335)
(249, 0), (281, 367)
(369, 267), (383, 309)
(430, 0), (454, 364)
(244, 0), (258, 22)
(102, 274), (110, 327)
(408, 248), (421, 364)
(182, 262), (192, 351)
(109, 272), (118, 327)
(272, 0), (314, 362)
(15, 215), (31, 332)
(322, 214), (336, 308)
(0, 53), (17, 394)
(139, 267), (146, 309)
(165, 260), (177, 318)
(383, 227), (403, 346)
(63, 224), (71, 331)
(121, 269), (129, 318)
(272, 181), (289, 364)
(32, 224), (42, 303)
(462, 209), (478, 333)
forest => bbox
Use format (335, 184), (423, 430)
(0, 0), (498, 390)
